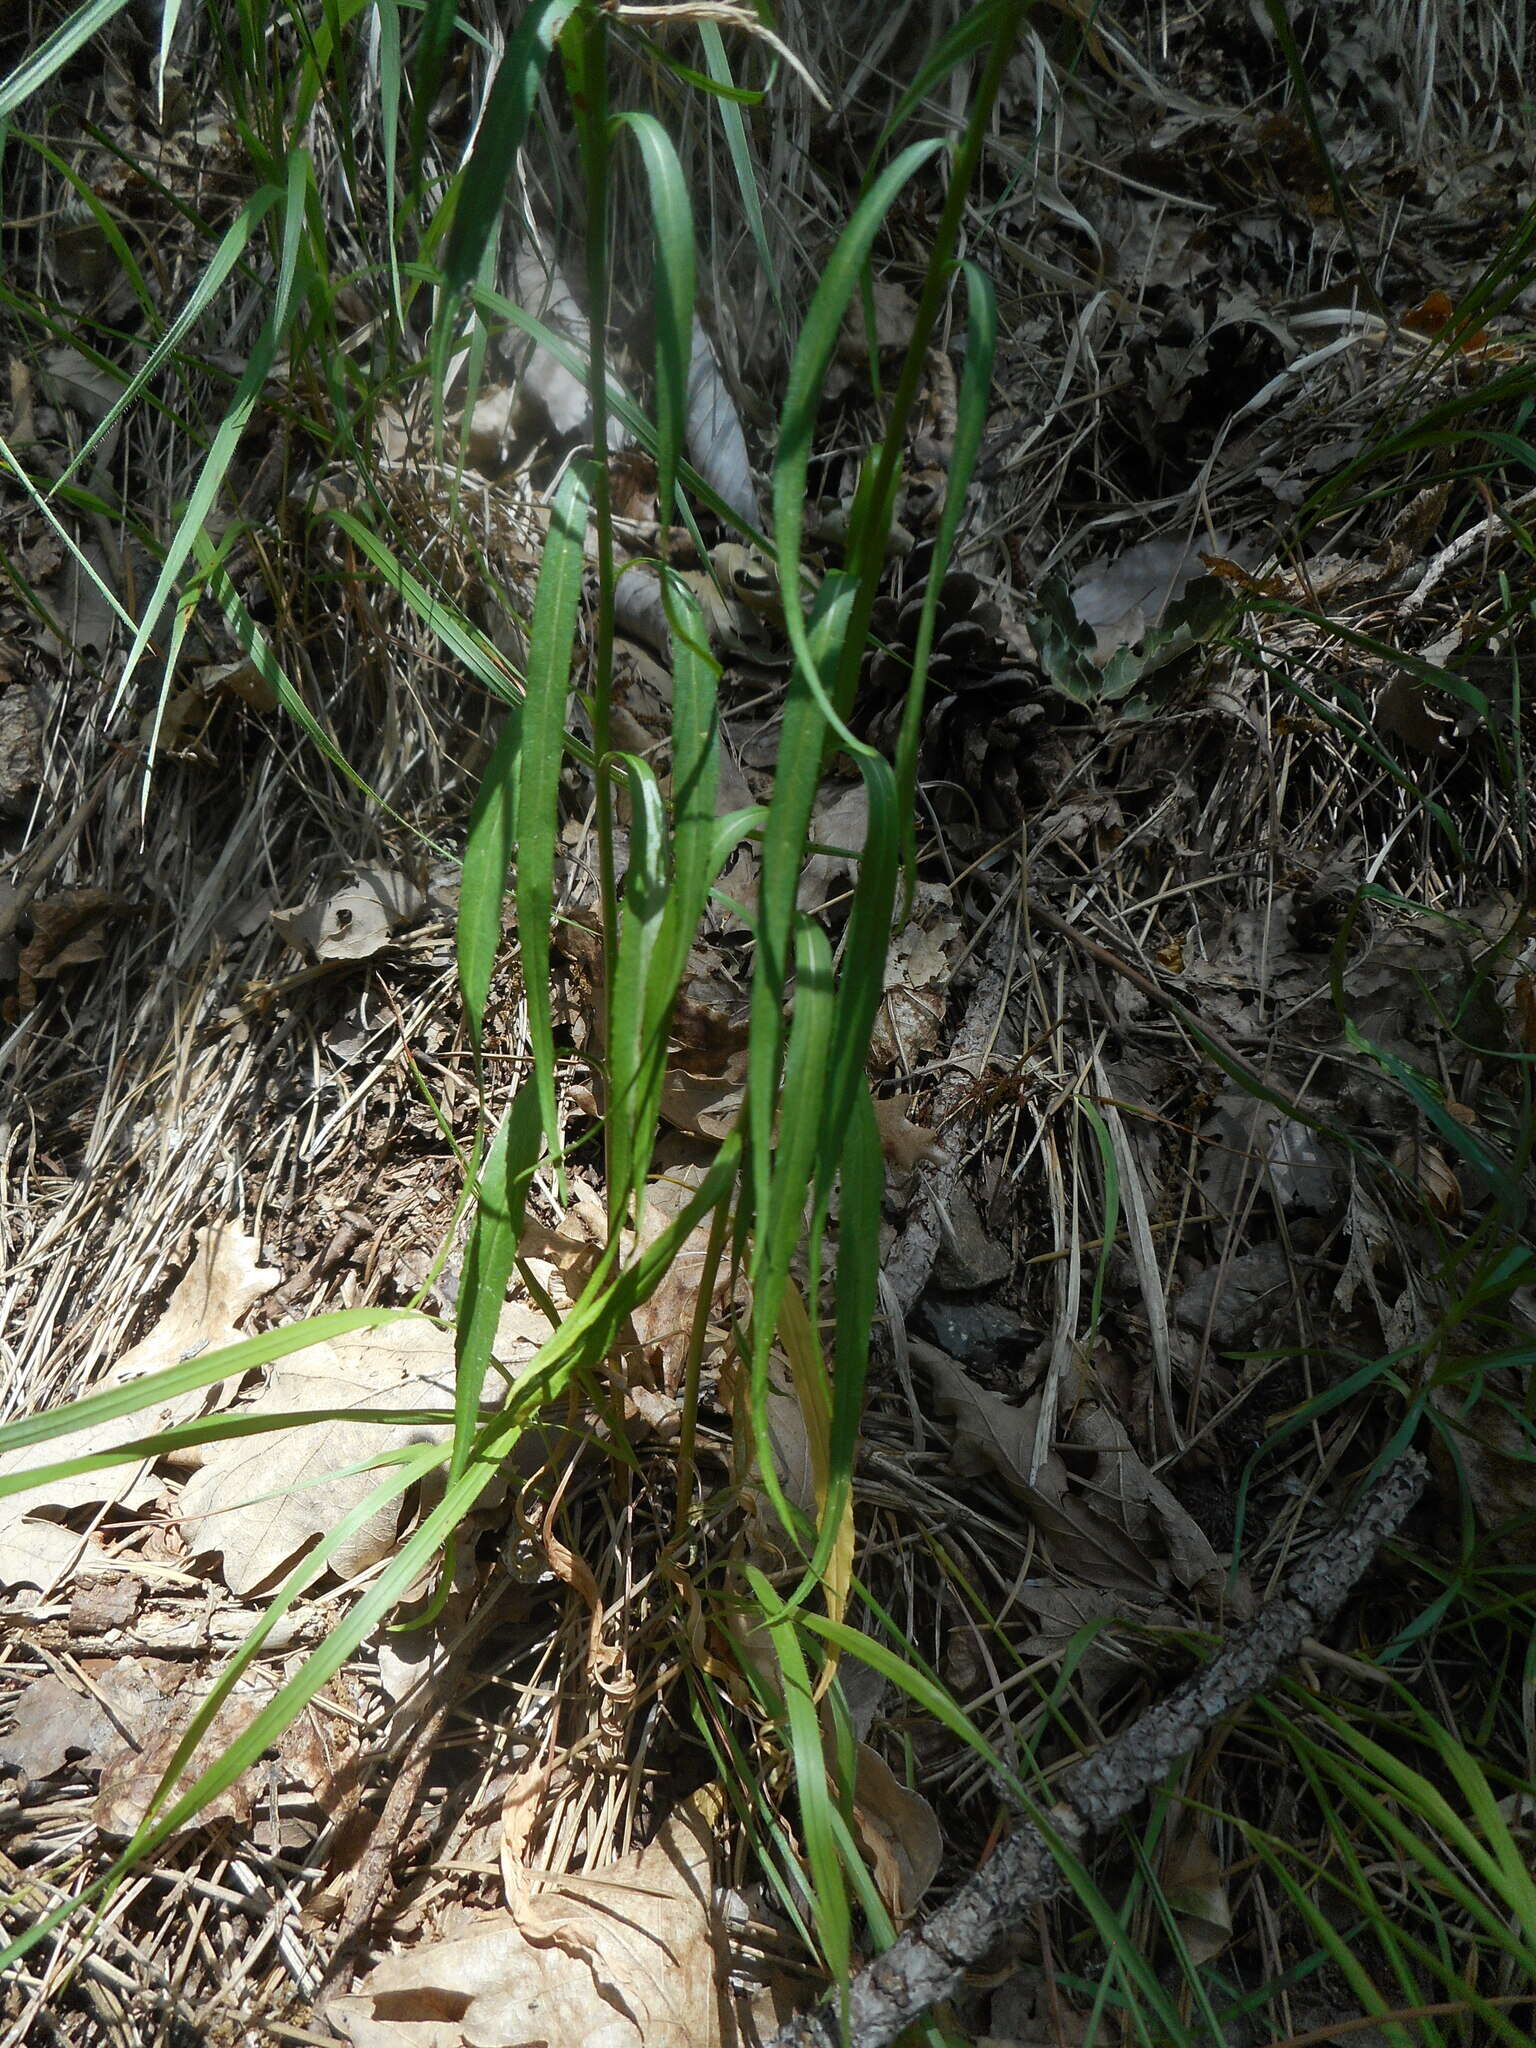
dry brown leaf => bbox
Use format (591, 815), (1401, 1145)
(0, 1671), (120, 1779)
(0, 1223), (279, 1592)
(93, 1667), (275, 1840)
(1161, 1816), (1233, 1965)
(2, 1657), (176, 1788)
(1067, 1403), (1227, 1599)
(630, 1155), (728, 1391)
(870, 899), (959, 1070)
(175, 1318), (469, 1595)
(1375, 673), (1454, 754)
(914, 1339), (1161, 1596)
(851, 1742), (942, 1922)
(17, 887), (134, 1009)
(331, 1793), (730, 2048)
(1392, 1135), (1462, 1218)
(1175, 1242), (1293, 1346)
(1015, 1582), (1177, 1713)
(873, 1095), (944, 1176)
(0, 1651), (275, 1843)
(660, 1061), (747, 1141)
(838, 278), (917, 362)
(1435, 1393), (1536, 1563)
(797, 783), (868, 914)
(273, 868), (428, 963)
(1070, 535), (1218, 663)
(0, 1519), (95, 1595)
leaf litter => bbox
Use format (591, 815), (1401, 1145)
(3, 4), (1535, 2043)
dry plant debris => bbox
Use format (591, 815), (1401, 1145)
(1, 1), (1534, 2043)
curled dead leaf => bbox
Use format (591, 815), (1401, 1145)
(873, 1094), (944, 1175)
(851, 1742), (942, 1922)
(17, 888), (137, 1011)
(1391, 1135), (1462, 1219)
(273, 868), (428, 963)
(332, 1794), (727, 2048)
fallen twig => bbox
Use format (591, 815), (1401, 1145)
(770, 1452), (1429, 2048)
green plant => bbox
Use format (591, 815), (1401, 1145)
(0, 0), (1028, 2002)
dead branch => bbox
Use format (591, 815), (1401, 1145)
(770, 1452), (1429, 2048)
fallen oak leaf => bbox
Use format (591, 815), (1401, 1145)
(0, 1222), (279, 1593)
(330, 1791), (730, 2048)
(175, 1318), (461, 1596)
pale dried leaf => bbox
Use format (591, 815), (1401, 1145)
(660, 1064), (746, 1141)
(273, 869), (427, 963)
(0, 1671), (118, 1778)
(1066, 1402), (1227, 1597)
(872, 1095), (944, 1176)
(914, 1340), (1160, 1595)
(1174, 1241), (1292, 1346)
(837, 278), (917, 363)
(630, 1157), (725, 1391)
(797, 784), (868, 913)
(0, 1518), (93, 1594)
(1162, 1817), (1232, 1965)
(510, 247), (633, 444)
(332, 1794), (727, 2048)
(35, 537), (119, 658)
(93, 1671), (274, 1840)
(0, 1224), (279, 1589)
(177, 1318), (464, 1596)
(1070, 535), (1220, 661)
(38, 346), (123, 421)
(686, 316), (759, 530)
(851, 1742), (942, 1921)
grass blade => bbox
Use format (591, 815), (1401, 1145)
(443, 0), (579, 298)
(516, 460), (592, 1182)
(0, 0), (132, 118)
(452, 1084), (545, 1483)
(458, 701), (522, 1047)
(613, 113), (694, 533)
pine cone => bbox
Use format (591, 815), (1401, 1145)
(860, 543), (1068, 832)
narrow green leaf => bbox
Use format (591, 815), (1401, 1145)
(123, 146), (313, 743)
(747, 1568), (852, 1990)
(748, 917), (835, 1550)
(516, 461), (591, 1178)
(453, 1083), (545, 1482)
(612, 113), (693, 531)
(606, 754), (669, 1218)
(771, 140), (944, 727)
(458, 703), (521, 1046)
(625, 575), (724, 1204)
(409, 0), (460, 180)
(802, 1078), (881, 1593)
(47, 184), (280, 497)
(374, 0), (406, 327)
(0, 1309), (411, 1471)
(155, 0), (187, 122)
(191, 543), (437, 846)
(892, 260), (997, 834)
(699, 19), (783, 325)
(0, 0), (133, 118)
(323, 508), (531, 717)
(443, 0), (579, 298)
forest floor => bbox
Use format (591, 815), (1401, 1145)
(2, 3), (1536, 2044)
